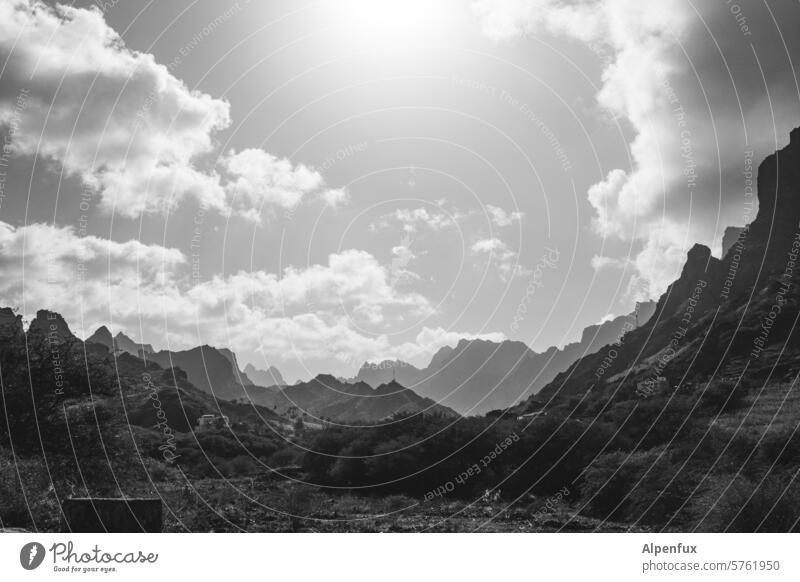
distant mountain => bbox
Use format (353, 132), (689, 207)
(86, 325), (113, 349)
(354, 301), (656, 415)
(86, 326), (154, 356)
(148, 345), (257, 402)
(721, 226), (746, 257)
(114, 331), (154, 356)
(27, 309), (74, 344)
(270, 374), (457, 422)
(243, 363), (285, 387)
(521, 126), (800, 408)
(354, 360), (425, 388)
(3, 307), (284, 433)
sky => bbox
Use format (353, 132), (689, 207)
(1, 0), (799, 382)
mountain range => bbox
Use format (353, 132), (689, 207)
(514, 126), (800, 411)
(82, 326), (454, 423)
(261, 375), (457, 422)
(354, 301), (656, 415)
(76, 119), (800, 425)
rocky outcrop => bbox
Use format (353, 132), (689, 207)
(721, 226), (746, 258)
(530, 126), (800, 405)
(272, 375), (457, 422)
(354, 302), (656, 415)
(243, 363), (285, 387)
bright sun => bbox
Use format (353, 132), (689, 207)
(316, 0), (465, 52)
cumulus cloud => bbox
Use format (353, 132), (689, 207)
(0, 0), (343, 221)
(372, 206), (459, 233)
(471, 237), (530, 281)
(221, 148), (346, 218)
(591, 254), (632, 271)
(486, 204), (523, 227)
(393, 326), (507, 365)
(0, 0), (230, 216)
(0, 221), (433, 370)
(321, 187), (350, 208)
(473, 0), (800, 297)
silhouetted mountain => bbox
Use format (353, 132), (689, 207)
(86, 326), (154, 356)
(27, 309), (74, 344)
(148, 345), (253, 401)
(354, 301), (656, 415)
(271, 374), (457, 422)
(354, 360), (425, 387)
(86, 325), (113, 349)
(525, 126), (800, 407)
(721, 226), (746, 257)
(114, 331), (154, 356)
(243, 363), (285, 387)
(0, 307), (23, 342)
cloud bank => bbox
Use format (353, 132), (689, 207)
(473, 0), (800, 298)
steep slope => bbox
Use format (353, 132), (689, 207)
(721, 226), (746, 257)
(147, 345), (258, 402)
(86, 326), (154, 356)
(354, 301), (656, 415)
(243, 363), (285, 387)
(354, 360), (426, 388)
(524, 126), (800, 408)
(114, 331), (154, 356)
(271, 374), (457, 422)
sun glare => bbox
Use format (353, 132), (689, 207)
(317, 0), (464, 52)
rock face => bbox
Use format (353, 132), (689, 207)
(528, 126), (800, 405)
(114, 332), (154, 356)
(721, 226), (746, 258)
(354, 302), (656, 415)
(653, 243), (722, 321)
(148, 345), (251, 401)
(0, 307), (24, 341)
(272, 375), (457, 422)
(86, 327), (154, 356)
(86, 325), (113, 349)
(243, 363), (285, 387)
(27, 310), (74, 345)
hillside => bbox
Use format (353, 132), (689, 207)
(520, 126), (800, 409)
(354, 301), (655, 415)
(268, 375), (458, 422)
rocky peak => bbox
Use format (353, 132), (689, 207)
(27, 309), (74, 343)
(0, 307), (24, 340)
(721, 226), (747, 258)
(753, 127), (800, 234)
(87, 325), (113, 348)
(653, 244), (722, 324)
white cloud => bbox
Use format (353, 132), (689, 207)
(0, 0), (230, 217)
(373, 207), (459, 233)
(486, 204), (523, 227)
(0, 1), (345, 222)
(0, 221), (433, 369)
(590, 254), (631, 271)
(221, 148), (330, 216)
(389, 233), (419, 285)
(473, 0), (800, 297)
(471, 237), (530, 281)
(321, 187), (350, 208)
(393, 326), (507, 365)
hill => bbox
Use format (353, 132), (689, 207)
(354, 301), (655, 415)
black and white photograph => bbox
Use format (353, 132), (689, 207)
(1, 0), (800, 578)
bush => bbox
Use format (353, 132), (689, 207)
(700, 380), (749, 413)
(0, 453), (53, 529)
(699, 473), (800, 532)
